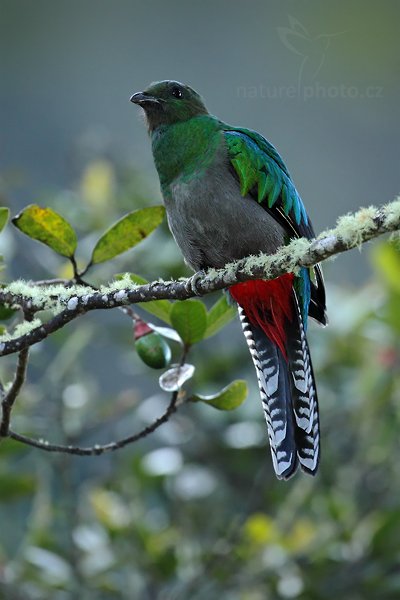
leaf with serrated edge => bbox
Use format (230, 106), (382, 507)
(159, 363), (195, 392)
(0, 208), (9, 233)
(170, 300), (207, 345)
(192, 380), (248, 411)
(12, 205), (77, 258)
(204, 295), (237, 338)
(91, 206), (165, 264)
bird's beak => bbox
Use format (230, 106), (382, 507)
(130, 92), (160, 106)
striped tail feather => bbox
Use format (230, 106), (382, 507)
(237, 294), (320, 479)
(238, 306), (298, 479)
(286, 294), (320, 475)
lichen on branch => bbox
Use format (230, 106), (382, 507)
(0, 197), (400, 358)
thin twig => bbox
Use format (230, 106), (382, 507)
(0, 347), (29, 437)
(8, 390), (181, 455)
(69, 255), (81, 282)
(36, 278), (71, 286)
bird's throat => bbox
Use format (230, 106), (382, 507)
(151, 116), (222, 188)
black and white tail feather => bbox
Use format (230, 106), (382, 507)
(238, 293), (320, 480)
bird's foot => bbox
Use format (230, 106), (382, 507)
(185, 270), (206, 296)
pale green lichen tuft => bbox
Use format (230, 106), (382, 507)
(276, 238), (310, 272)
(0, 275), (142, 314)
(100, 273), (139, 293)
(205, 268), (220, 279)
(0, 318), (42, 343)
(384, 196), (400, 228)
(239, 238), (310, 278)
(316, 198), (400, 249)
(210, 236), (311, 283)
(318, 206), (377, 248)
(2, 280), (94, 313)
(336, 206), (377, 247)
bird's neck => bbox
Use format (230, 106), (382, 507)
(151, 115), (221, 189)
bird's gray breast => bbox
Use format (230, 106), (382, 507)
(164, 144), (286, 271)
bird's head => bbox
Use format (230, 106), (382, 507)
(130, 80), (208, 132)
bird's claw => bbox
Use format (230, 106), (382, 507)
(185, 270), (206, 296)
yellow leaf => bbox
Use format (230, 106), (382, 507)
(90, 206), (165, 264)
(12, 205), (77, 258)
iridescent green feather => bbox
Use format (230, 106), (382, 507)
(223, 128), (311, 236)
(281, 183), (293, 214)
(223, 126), (318, 323)
(257, 171), (268, 202)
(229, 139), (258, 196)
(268, 177), (281, 208)
(225, 131), (286, 213)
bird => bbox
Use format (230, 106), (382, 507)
(130, 80), (327, 480)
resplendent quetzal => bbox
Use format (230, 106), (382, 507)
(131, 80), (327, 480)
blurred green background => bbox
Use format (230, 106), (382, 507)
(1, 1), (400, 598)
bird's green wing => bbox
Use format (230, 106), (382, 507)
(223, 126), (314, 240)
(223, 125), (326, 326)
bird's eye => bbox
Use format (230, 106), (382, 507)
(171, 87), (183, 99)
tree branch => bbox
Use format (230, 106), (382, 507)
(1, 198), (399, 457)
(0, 198), (399, 358)
(8, 390), (181, 455)
(0, 347), (29, 437)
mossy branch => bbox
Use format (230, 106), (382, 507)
(0, 197), (400, 358)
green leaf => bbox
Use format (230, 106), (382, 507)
(91, 206), (165, 265)
(12, 204), (77, 258)
(0, 305), (18, 320)
(192, 379), (248, 411)
(204, 295), (237, 338)
(0, 207), (9, 233)
(116, 273), (172, 324)
(170, 300), (207, 345)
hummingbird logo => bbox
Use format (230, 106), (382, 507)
(277, 16), (344, 89)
